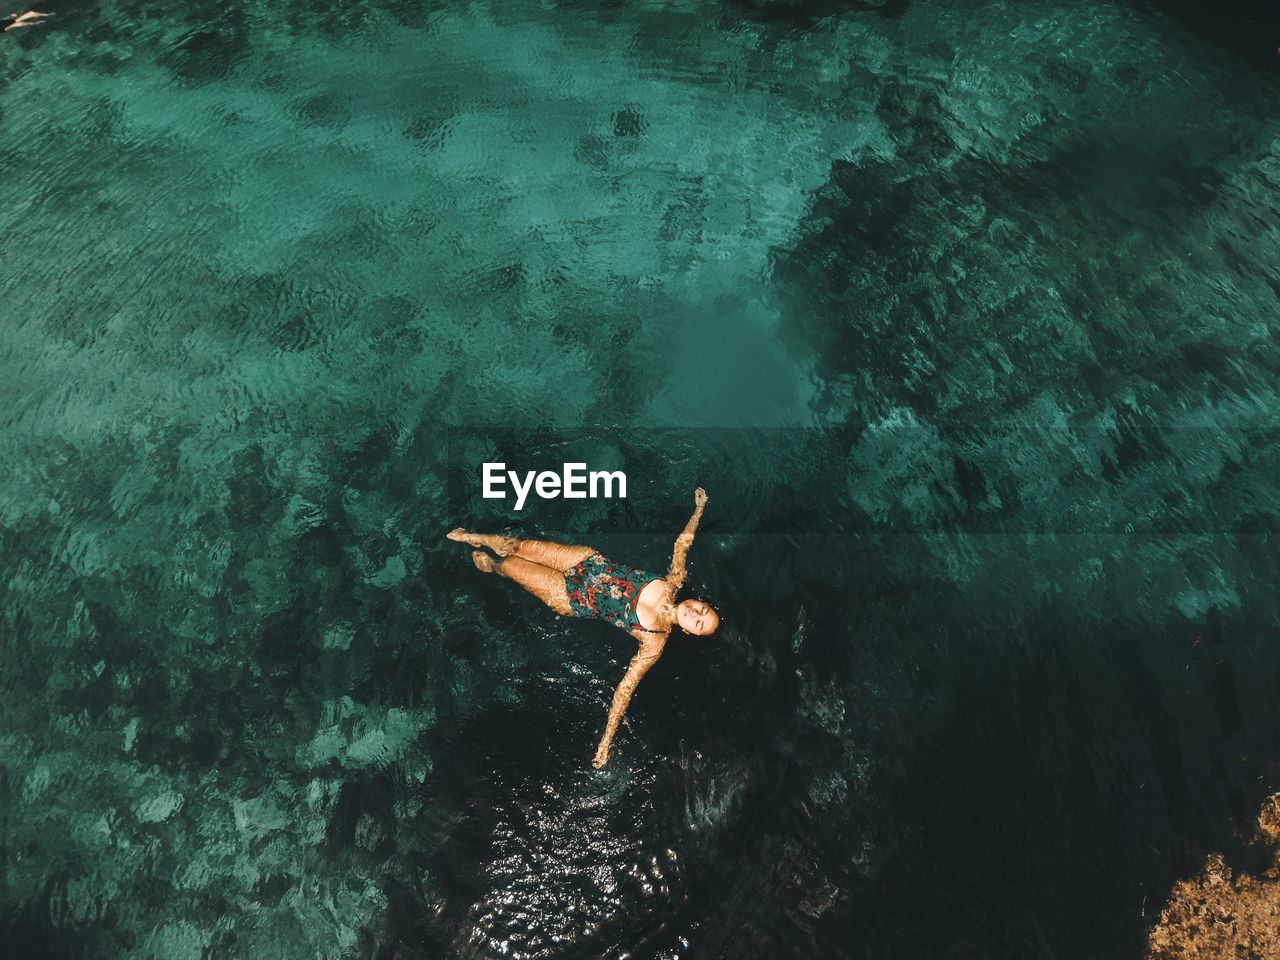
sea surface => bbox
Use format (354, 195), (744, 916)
(2, 1), (1279, 958)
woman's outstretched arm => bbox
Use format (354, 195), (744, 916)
(666, 487), (708, 590)
(593, 639), (664, 768)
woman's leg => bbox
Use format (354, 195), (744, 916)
(511, 538), (594, 571)
(447, 528), (518, 554)
(471, 551), (574, 616)
(449, 529), (593, 571)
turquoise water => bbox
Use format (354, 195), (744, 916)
(2, 1), (1279, 958)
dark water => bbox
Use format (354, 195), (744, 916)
(2, 1), (1279, 958)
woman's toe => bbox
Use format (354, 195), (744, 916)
(471, 550), (495, 573)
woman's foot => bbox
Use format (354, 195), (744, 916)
(471, 550), (496, 573)
(448, 528), (517, 556)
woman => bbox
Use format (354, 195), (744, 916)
(2, 9), (52, 31)
(448, 487), (718, 768)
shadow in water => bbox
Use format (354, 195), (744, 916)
(725, 0), (910, 28)
(1127, 0), (1280, 68)
(0, 891), (106, 960)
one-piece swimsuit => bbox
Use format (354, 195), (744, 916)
(563, 552), (665, 633)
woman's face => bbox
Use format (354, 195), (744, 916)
(677, 599), (719, 636)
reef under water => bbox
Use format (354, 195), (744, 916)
(1, 1), (1278, 958)
(1147, 793), (1280, 960)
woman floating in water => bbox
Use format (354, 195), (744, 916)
(2, 9), (52, 31)
(448, 487), (718, 768)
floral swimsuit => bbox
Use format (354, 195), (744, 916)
(564, 552), (665, 633)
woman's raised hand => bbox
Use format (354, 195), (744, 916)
(694, 487), (708, 507)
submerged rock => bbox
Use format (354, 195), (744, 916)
(1147, 793), (1280, 959)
